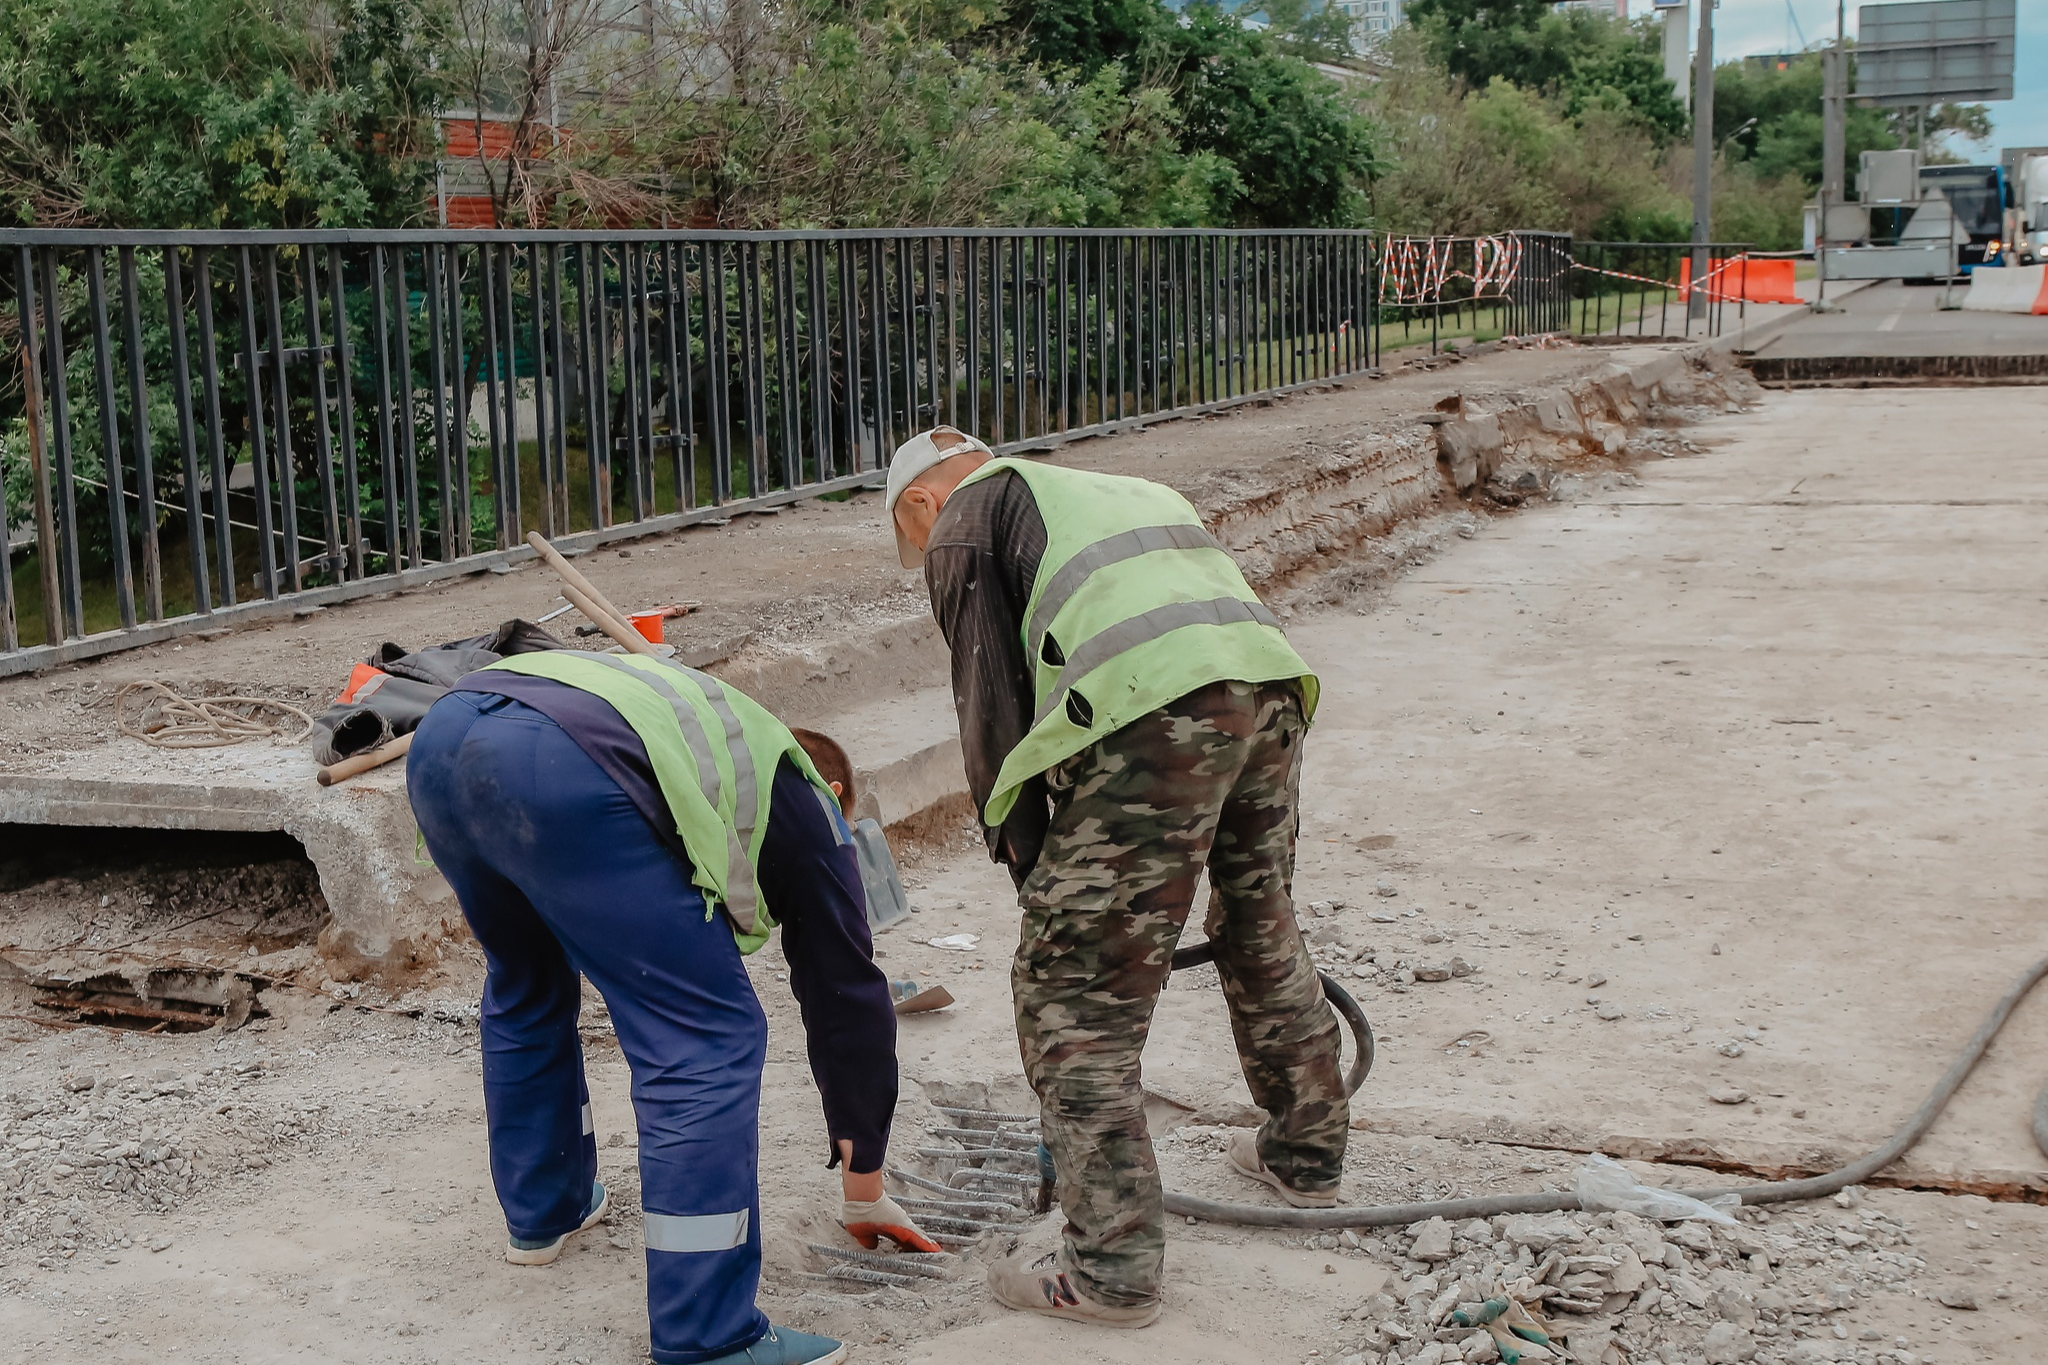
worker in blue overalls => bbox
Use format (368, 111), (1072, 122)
(407, 647), (937, 1365)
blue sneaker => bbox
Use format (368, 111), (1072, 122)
(694, 1324), (847, 1365)
(506, 1180), (609, 1266)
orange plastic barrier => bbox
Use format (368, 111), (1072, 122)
(1678, 256), (1803, 305)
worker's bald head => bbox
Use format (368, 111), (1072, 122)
(886, 426), (995, 567)
(892, 429), (990, 565)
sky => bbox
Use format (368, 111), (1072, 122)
(1623, 0), (2048, 160)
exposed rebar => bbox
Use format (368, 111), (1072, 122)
(807, 1242), (956, 1281)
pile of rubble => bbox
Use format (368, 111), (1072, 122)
(0, 1055), (335, 1269)
(1312, 1193), (1939, 1365)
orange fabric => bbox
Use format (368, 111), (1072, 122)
(2035, 270), (2048, 316)
(337, 662), (387, 704)
(1679, 257), (1803, 305)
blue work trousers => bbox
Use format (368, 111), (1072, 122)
(408, 690), (769, 1364)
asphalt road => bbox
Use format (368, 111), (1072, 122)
(1753, 279), (2048, 358)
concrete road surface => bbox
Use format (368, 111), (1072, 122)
(1752, 280), (2048, 358)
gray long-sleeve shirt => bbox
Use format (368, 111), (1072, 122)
(921, 470), (1053, 883)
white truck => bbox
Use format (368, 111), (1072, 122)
(2009, 153), (2048, 265)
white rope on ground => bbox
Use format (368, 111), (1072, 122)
(114, 680), (313, 748)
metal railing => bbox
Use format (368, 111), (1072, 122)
(1377, 232), (1573, 355)
(1572, 241), (1756, 340)
(0, 227), (1580, 674)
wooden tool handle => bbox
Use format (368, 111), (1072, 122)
(526, 531), (658, 656)
(317, 730), (414, 787)
(526, 531), (636, 635)
(559, 578), (658, 656)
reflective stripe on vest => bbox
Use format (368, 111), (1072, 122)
(644, 1209), (750, 1254)
(1032, 595), (1283, 728)
(585, 654), (762, 936)
(1024, 521), (1222, 664)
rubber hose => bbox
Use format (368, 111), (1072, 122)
(1164, 949), (2048, 1229)
(1170, 939), (1375, 1097)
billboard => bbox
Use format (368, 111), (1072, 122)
(1856, 0), (2015, 105)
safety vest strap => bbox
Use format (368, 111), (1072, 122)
(1024, 521), (1224, 663)
(585, 654), (762, 936)
(1032, 595), (1284, 728)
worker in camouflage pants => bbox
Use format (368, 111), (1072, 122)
(885, 427), (1350, 1328)
(1015, 679), (1349, 1311)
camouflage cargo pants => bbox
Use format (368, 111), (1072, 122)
(1012, 678), (1349, 1309)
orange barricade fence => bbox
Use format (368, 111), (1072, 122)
(1677, 255), (1803, 305)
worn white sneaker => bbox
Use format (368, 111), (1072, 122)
(1226, 1130), (1340, 1209)
(988, 1248), (1161, 1328)
(506, 1180), (609, 1266)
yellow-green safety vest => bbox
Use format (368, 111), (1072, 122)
(478, 650), (834, 955)
(955, 458), (1320, 826)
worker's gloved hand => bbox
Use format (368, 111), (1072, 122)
(841, 1193), (943, 1254)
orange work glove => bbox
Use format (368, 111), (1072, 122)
(841, 1194), (943, 1254)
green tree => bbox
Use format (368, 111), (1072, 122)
(1406, 0), (1571, 90)
(996, 0), (1173, 74)
(1165, 3), (1378, 226)
(0, 0), (450, 228)
(1407, 0), (1683, 140)
(1712, 54), (1896, 189)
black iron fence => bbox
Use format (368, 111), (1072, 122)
(1571, 241), (1760, 340)
(1376, 233), (1573, 355)
(1, 226), (1580, 674)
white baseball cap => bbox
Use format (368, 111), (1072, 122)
(884, 426), (994, 569)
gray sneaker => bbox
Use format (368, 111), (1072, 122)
(1226, 1130), (1340, 1209)
(988, 1248), (1161, 1328)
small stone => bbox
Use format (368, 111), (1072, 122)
(1503, 1213), (1581, 1252)
(1935, 1286), (1978, 1311)
(1594, 1003), (1626, 1021)
(1607, 1246), (1648, 1294)
(1586, 973), (1607, 988)
(1449, 957), (1477, 977)
(1410, 1217), (1456, 1262)
(148, 1237), (171, 1253)
(1718, 1041), (1746, 1058)
(1413, 966), (1452, 983)
(1703, 1321), (1757, 1364)
(1714, 1288), (1759, 1328)
(1708, 1087), (1750, 1105)
(1461, 1332), (1500, 1363)
(1310, 900), (1336, 918)
(1376, 880), (1399, 898)
(1421, 931), (1445, 944)
(63, 1075), (95, 1093)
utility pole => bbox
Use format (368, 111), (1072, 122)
(1663, 2), (1692, 114)
(1689, 0), (1715, 323)
(1817, 0), (1848, 311)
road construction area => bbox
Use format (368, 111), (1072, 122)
(1, 353), (2045, 1365)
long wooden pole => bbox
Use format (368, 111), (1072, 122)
(526, 531), (637, 637)
(525, 530), (657, 656)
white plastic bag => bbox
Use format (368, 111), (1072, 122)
(1575, 1153), (1739, 1224)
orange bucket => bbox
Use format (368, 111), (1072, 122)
(629, 611), (666, 645)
